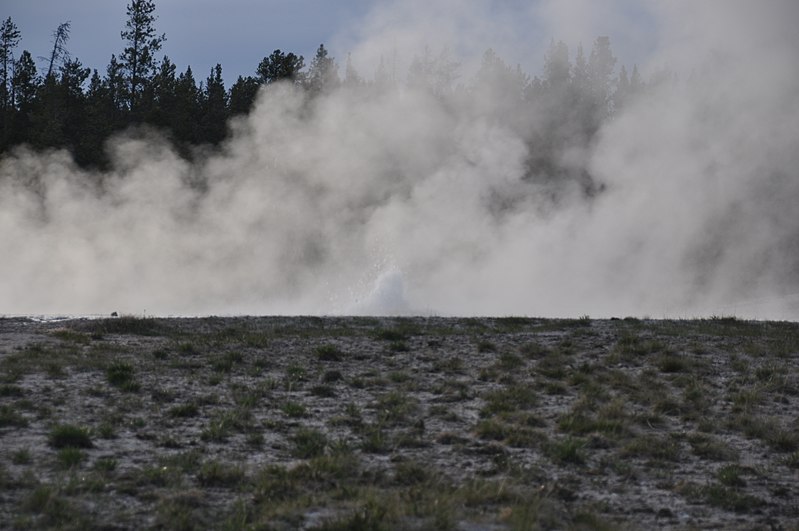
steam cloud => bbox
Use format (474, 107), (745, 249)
(2, 0), (798, 319)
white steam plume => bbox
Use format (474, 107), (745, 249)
(1, 0), (798, 319)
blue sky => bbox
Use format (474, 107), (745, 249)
(3, 0), (657, 86)
(4, 0), (379, 83)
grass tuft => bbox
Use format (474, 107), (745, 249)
(49, 424), (93, 449)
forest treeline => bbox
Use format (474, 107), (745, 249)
(1, 1), (649, 171)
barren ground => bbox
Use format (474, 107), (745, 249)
(1, 315), (798, 530)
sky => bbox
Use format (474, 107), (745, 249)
(3, 0), (657, 85)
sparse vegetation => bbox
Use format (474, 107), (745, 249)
(48, 424), (93, 449)
(0, 315), (797, 529)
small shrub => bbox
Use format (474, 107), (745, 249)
(717, 465), (747, 487)
(311, 384), (336, 398)
(316, 344), (343, 361)
(0, 384), (24, 397)
(291, 428), (328, 459)
(477, 340), (497, 353)
(548, 437), (586, 465)
(679, 482), (764, 513)
(389, 341), (410, 352)
(168, 403), (199, 418)
(97, 422), (116, 439)
(12, 449), (32, 465)
(177, 342), (199, 356)
(622, 435), (680, 462)
(657, 354), (688, 373)
(106, 361), (138, 391)
(393, 460), (431, 485)
(520, 342), (549, 358)
(360, 425), (390, 454)
(475, 419), (512, 441)
(375, 329), (407, 341)
(322, 370), (343, 382)
(480, 384), (537, 417)
(497, 352), (525, 371)
(688, 434), (739, 461)
(197, 460), (245, 487)
(56, 448), (84, 469)
(281, 401), (307, 418)
(49, 424), (93, 449)
(0, 405), (28, 428)
(211, 351), (243, 373)
(375, 390), (419, 425)
(94, 458), (118, 472)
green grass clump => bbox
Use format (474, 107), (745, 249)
(197, 460), (245, 488)
(87, 316), (164, 336)
(281, 401), (307, 418)
(56, 447), (85, 469)
(316, 344), (344, 361)
(168, 402), (200, 418)
(106, 361), (139, 391)
(0, 405), (29, 428)
(291, 428), (328, 459)
(49, 424), (93, 449)
(547, 437), (586, 465)
(480, 384), (537, 417)
(477, 340), (497, 353)
(375, 390), (419, 425)
(678, 482), (764, 513)
(375, 329), (408, 341)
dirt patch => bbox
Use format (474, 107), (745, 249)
(1, 315), (798, 529)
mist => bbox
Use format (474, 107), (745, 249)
(2, 0), (798, 319)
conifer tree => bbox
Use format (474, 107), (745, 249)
(229, 75), (259, 116)
(120, 0), (165, 115)
(257, 49), (305, 85)
(306, 44), (339, 94)
(200, 64), (228, 144)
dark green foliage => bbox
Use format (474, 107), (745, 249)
(197, 460), (245, 488)
(316, 344), (343, 361)
(49, 424), (93, 449)
(168, 402), (199, 418)
(107, 361), (139, 391)
(0, 405), (28, 427)
(291, 428), (328, 459)
(375, 329), (407, 341)
(257, 49), (305, 85)
(86, 316), (164, 336)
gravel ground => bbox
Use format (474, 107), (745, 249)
(1, 315), (798, 530)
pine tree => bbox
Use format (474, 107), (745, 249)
(83, 69), (116, 168)
(105, 54), (127, 123)
(147, 56), (177, 127)
(587, 36), (617, 120)
(9, 50), (39, 145)
(0, 17), (21, 148)
(343, 53), (362, 88)
(120, 0), (165, 116)
(306, 44), (339, 95)
(0, 17), (21, 110)
(173, 66), (199, 144)
(407, 47), (459, 96)
(46, 22), (71, 79)
(229, 75), (260, 116)
(256, 49), (305, 85)
(200, 63), (228, 144)
(543, 39), (570, 92)
(614, 64), (630, 112)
